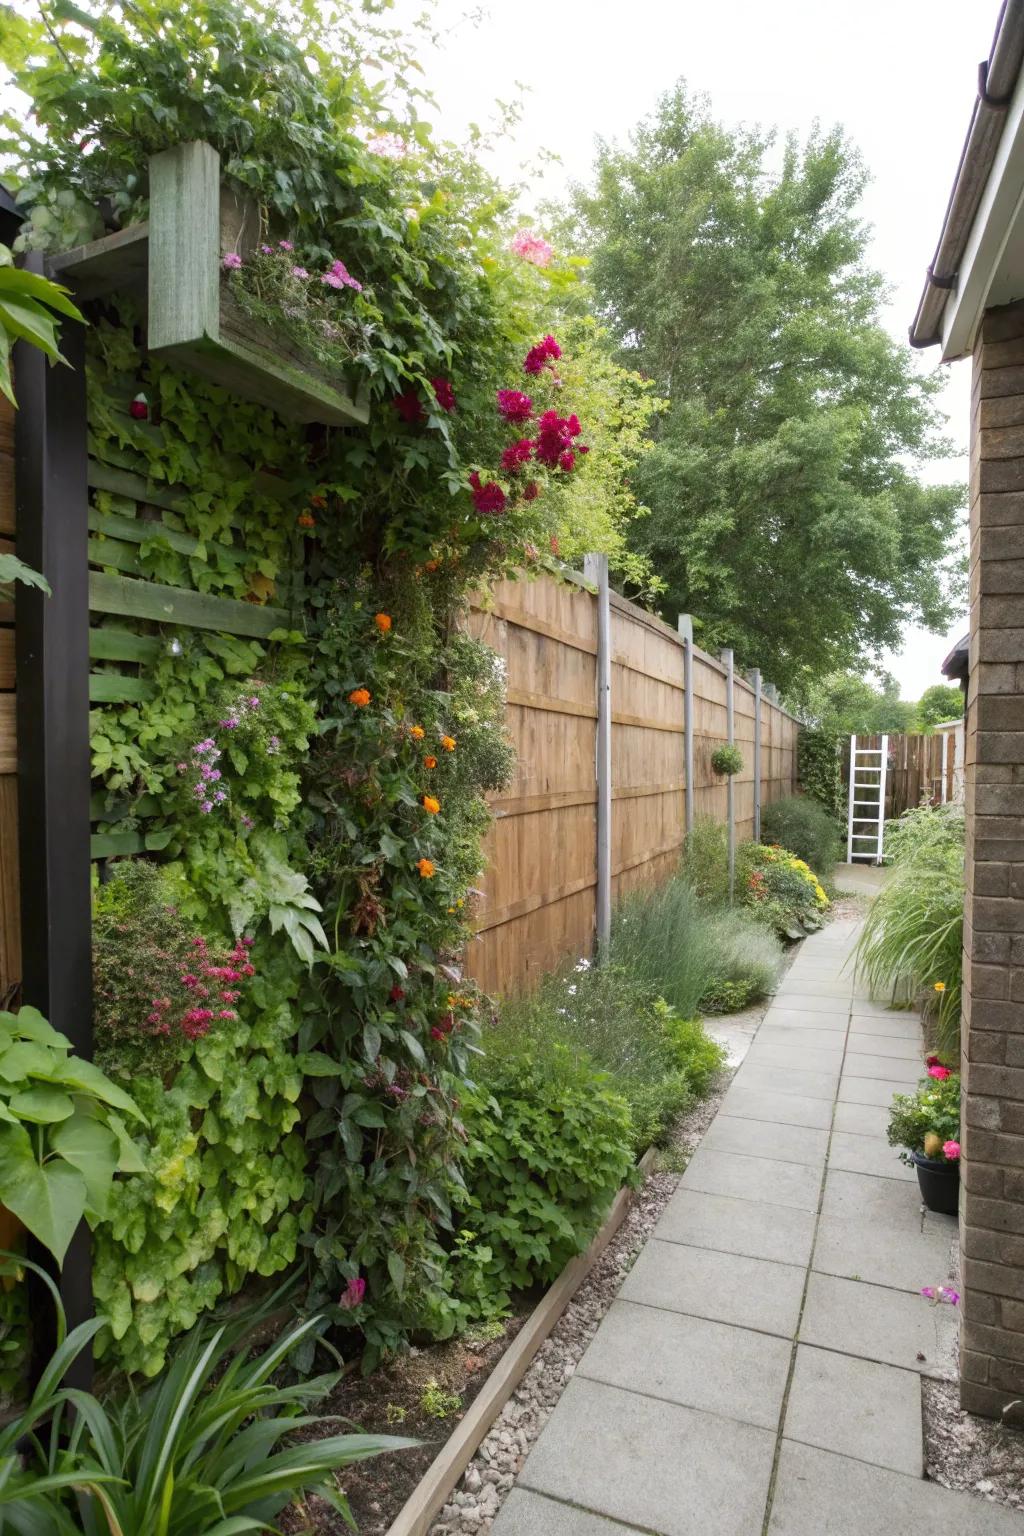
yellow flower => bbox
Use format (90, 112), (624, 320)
(934, 981), (946, 993)
(441, 735), (456, 752)
(410, 724), (425, 740)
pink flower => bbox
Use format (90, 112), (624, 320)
(393, 390), (426, 425)
(469, 475), (507, 515)
(279, 240), (295, 252)
(942, 1140), (960, 1160)
(339, 1276), (366, 1309)
(322, 259), (362, 292)
(510, 228), (553, 267)
(501, 438), (534, 472)
(222, 251), (243, 270)
(920, 1286), (936, 1299)
(558, 449), (576, 473)
(524, 334), (562, 374)
(260, 244), (273, 254)
(367, 132), (407, 159)
(939, 1286), (960, 1305)
(497, 389), (533, 423)
(928, 1065), (952, 1080)
(291, 265), (309, 279)
(432, 378), (457, 412)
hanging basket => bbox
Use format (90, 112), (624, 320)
(711, 744), (743, 777)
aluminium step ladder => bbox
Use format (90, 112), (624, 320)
(847, 735), (889, 863)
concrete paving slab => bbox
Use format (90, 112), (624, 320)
(743, 1042), (845, 1074)
(820, 1168), (928, 1228)
(578, 1300), (792, 1429)
(520, 1377), (776, 1536)
(800, 1272), (957, 1373)
(840, 1032), (922, 1060)
(657, 1186), (818, 1265)
(837, 1075), (905, 1108)
(760, 1008), (848, 1031)
(828, 1130), (914, 1181)
(769, 992), (853, 1014)
(682, 1146), (824, 1211)
(813, 1209), (956, 1293)
(783, 1345), (923, 1475)
(843, 1051), (921, 1083)
(621, 1237), (806, 1336)
(731, 1061), (841, 1100)
(849, 1014), (921, 1040)
(757, 1025), (853, 1051)
(768, 1440), (1024, 1534)
(848, 1001), (918, 1021)
(492, 1489), (637, 1536)
(718, 1085), (835, 1130)
(832, 1101), (890, 1137)
(702, 1113), (830, 1167)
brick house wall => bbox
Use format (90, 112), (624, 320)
(961, 297), (1024, 1418)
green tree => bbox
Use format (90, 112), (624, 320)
(914, 683), (964, 730)
(800, 670), (915, 735)
(566, 86), (964, 692)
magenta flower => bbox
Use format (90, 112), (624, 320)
(393, 390), (425, 425)
(291, 265), (309, 279)
(510, 228), (553, 267)
(260, 243), (273, 254)
(942, 1139), (960, 1159)
(339, 1276), (366, 1310)
(322, 259), (362, 292)
(920, 1286), (936, 1299)
(278, 240), (295, 252)
(497, 389), (533, 423)
(469, 473), (507, 515)
(222, 251), (243, 270)
(927, 1065), (952, 1080)
(524, 334), (562, 374)
(939, 1286), (960, 1305)
(432, 377), (457, 412)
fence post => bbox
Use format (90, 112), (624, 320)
(584, 554), (612, 956)
(721, 648), (735, 902)
(677, 615), (694, 837)
(13, 267), (94, 1386)
(750, 668), (762, 843)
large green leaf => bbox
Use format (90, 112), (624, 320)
(44, 1057), (145, 1120)
(0, 295), (63, 361)
(49, 1115), (119, 1218)
(0, 1123), (85, 1264)
(7, 1087), (75, 1124)
(11, 1009), (70, 1050)
(0, 1042), (60, 1083)
(0, 267), (84, 323)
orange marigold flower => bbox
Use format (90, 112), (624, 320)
(417, 858), (435, 878)
(424, 559), (441, 572)
(422, 795), (440, 815)
(310, 494), (327, 509)
(441, 735), (456, 752)
(297, 511), (316, 529)
(374, 612), (392, 633)
(410, 724), (425, 740)
(348, 688), (371, 708)
(424, 754), (437, 769)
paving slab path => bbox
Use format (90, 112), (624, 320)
(491, 917), (1018, 1536)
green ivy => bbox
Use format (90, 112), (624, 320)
(798, 727), (845, 820)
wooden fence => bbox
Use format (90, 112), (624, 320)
(0, 396), (17, 1008)
(465, 570), (801, 995)
(842, 732), (954, 820)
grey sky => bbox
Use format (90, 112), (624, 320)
(396, 0), (992, 697)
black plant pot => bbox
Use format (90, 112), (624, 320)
(910, 1150), (960, 1215)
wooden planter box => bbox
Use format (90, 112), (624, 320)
(148, 141), (368, 426)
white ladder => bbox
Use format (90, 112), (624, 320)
(847, 734), (889, 863)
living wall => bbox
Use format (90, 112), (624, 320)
(0, 0), (662, 1377)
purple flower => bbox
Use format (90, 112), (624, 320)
(260, 243), (273, 254)
(322, 259), (362, 293)
(241, 814), (254, 830)
(248, 695), (261, 709)
(201, 764), (215, 780)
(939, 1286), (960, 1305)
(920, 1286), (936, 1300)
(209, 769), (221, 781)
(220, 718), (238, 729)
(267, 735), (281, 755)
(192, 783), (206, 799)
(214, 789), (227, 803)
(291, 265), (309, 279)
(200, 800), (214, 814)
(222, 252), (243, 270)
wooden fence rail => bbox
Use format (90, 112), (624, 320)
(465, 570), (801, 995)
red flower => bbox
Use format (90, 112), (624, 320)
(501, 438), (534, 473)
(928, 1065), (952, 1081)
(558, 449), (576, 473)
(339, 1276), (366, 1310)
(389, 985), (405, 1003)
(535, 409), (574, 466)
(524, 481), (540, 502)
(497, 389), (534, 423)
(393, 390), (425, 424)
(524, 334), (562, 374)
(432, 378), (457, 412)
(470, 478), (507, 515)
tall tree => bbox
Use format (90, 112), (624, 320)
(914, 683), (964, 730)
(567, 87), (964, 692)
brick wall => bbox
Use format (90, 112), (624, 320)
(961, 298), (1024, 1418)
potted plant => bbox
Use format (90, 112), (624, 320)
(886, 1059), (960, 1214)
(711, 744), (743, 777)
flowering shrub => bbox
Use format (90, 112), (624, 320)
(887, 1070), (961, 1165)
(739, 842), (829, 938)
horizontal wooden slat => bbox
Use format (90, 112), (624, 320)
(90, 825), (174, 859)
(506, 687), (597, 720)
(89, 458), (188, 512)
(89, 572), (290, 638)
(474, 600), (598, 657)
(89, 627), (162, 663)
(474, 872), (597, 934)
(90, 791), (159, 820)
(88, 506), (250, 565)
(89, 673), (154, 703)
(0, 695), (14, 774)
(88, 535), (141, 576)
(492, 788), (597, 818)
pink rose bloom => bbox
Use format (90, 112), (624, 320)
(510, 228), (553, 267)
(927, 1064), (952, 1080)
(943, 1140), (961, 1160)
(221, 252), (243, 270)
(278, 240), (295, 252)
(339, 1276), (366, 1309)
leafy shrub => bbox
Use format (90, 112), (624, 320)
(663, 1013), (727, 1094)
(611, 873), (782, 1017)
(797, 726), (844, 819)
(454, 1043), (633, 1304)
(761, 795), (841, 879)
(855, 803), (964, 1055)
(699, 977), (758, 1013)
(739, 843), (829, 938)
(0, 1272), (410, 1534)
(683, 817), (730, 903)
(887, 1070), (960, 1165)
(711, 744), (743, 776)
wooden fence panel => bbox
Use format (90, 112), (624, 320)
(467, 570), (802, 994)
(0, 396), (17, 1005)
(841, 732), (949, 820)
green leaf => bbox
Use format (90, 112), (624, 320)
(387, 1250), (406, 1295)
(105, 1111), (148, 1173)
(45, 1057), (145, 1120)
(0, 1122), (85, 1264)
(295, 1052), (345, 1077)
(0, 266), (84, 322)
(49, 1114), (119, 1217)
(0, 294), (62, 360)
(0, 1042), (59, 1082)
(7, 1086), (75, 1123)
(12, 1008), (68, 1048)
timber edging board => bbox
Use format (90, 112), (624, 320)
(385, 1146), (659, 1536)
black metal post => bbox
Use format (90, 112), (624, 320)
(14, 255), (93, 1382)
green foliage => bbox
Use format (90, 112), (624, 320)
(855, 803), (964, 1056)
(610, 872), (782, 1018)
(0, 243), (83, 407)
(887, 1073), (960, 1165)
(797, 727), (844, 820)
(454, 1045), (634, 1305)
(710, 744), (743, 777)
(0, 1008), (144, 1266)
(420, 1379), (462, 1421)
(683, 817), (730, 904)
(739, 844), (829, 939)
(0, 1275), (412, 1534)
(913, 683), (964, 731)
(760, 795), (841, 877)
(798, 669), (917, 735)
(568, 88), (964, 690)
